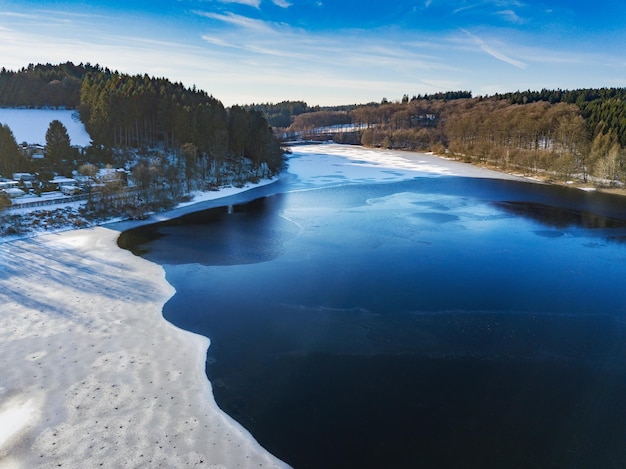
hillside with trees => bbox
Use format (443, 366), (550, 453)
(285, 90), (626, 187)
(0, 62), (287, 228)
(78, 71), (284, 176)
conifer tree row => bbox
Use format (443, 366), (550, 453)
(78, 70), (285, 174)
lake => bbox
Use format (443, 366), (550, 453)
(120, 148), (626, 468)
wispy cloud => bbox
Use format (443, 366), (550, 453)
(272, 0), (292, 7)
(0, 8), (107, 27)
(216, 0), (262, 8)
(194, 10), (276, 33)
(199, 0), (291, 9)
(497, 9), (524, 24)
(201, 35), (232, 47)
(462, 29), (527, 69)
(0, 11), (42, 19)
(452, 0), (525, 16)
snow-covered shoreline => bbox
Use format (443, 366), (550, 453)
(0, 144), (534, 468)
(0, 179), (291, 468)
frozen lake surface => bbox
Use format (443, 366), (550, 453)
(121, 145), (626, 468)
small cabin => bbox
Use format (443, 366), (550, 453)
(12, 173), (37, 189)
(0, 179), (19, 190)
(60, 185), (81, 196)
(49, 177), (78, 193)
(20, 144), (46, 160)
(2, 187), (25, 198)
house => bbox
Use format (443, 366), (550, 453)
(60, 185), (81, 196)
(0, 179), (19, 190)
(20, 144), (46, 160)
(12, 173), (37, 189)
(1, 187), (25, 198)
(49, 176), (77, 191)
(96, 168), (128, 185)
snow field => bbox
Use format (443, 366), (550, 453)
(0, 108), (91, 146)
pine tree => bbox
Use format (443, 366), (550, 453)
(45, 120), (72, 166)
(0, 124), (23, 177)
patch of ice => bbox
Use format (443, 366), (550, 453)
(288, 144), (528, 188)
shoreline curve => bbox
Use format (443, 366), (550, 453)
(0, 178), (291, 468)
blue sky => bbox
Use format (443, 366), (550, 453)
(0, 1), (625, 106)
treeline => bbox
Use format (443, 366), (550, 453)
(244, 101), (365, 129)
(498, 88), (626, 146)
(0, 62), (96, 108)
(443, 100), (591, 178)
(245, 101), (310, 128)
(247, 93), (473, 130)
(0, 62), (285, 176)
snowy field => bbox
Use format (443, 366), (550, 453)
(0, 145), (531, 468)
(0, 108), (91, 146)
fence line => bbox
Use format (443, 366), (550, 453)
(9, 193), (89, 210)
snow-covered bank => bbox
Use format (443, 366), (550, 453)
(0, 179), (289, 469)
(108, 177), (280, 233)
(0, 178), (280, 243)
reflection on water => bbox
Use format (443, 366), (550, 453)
(496, 200), (626, 229)
(123, 176), (626, 469)
(120, 196), (300, 265)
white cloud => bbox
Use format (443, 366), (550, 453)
(462, 29), (527, 69)
(453, 1), (525, 16)
(217, 0), (262, 8)
(201, 35), (232, 47)
(497, 9), (523, 24)
(0, 11), (41, 19)
(272, 0), (292, 7)
(194, 10), (276, 33)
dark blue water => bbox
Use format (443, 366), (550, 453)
(120, 176), (626, 468)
